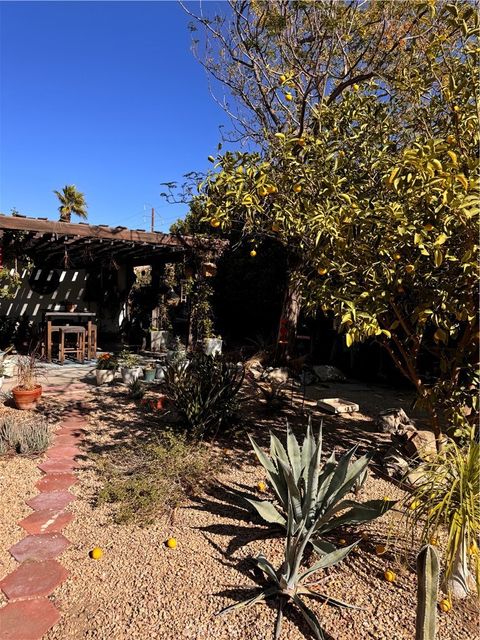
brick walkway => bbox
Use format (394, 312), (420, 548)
(0, 399), (88, 640)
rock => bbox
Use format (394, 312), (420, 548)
(312, 365), (347, 382)
(375, 408), (415, 434)
(263, 367), (289, 385)
(403, 429), (438, 461)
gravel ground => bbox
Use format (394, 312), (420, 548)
(1, 382), (478, 639)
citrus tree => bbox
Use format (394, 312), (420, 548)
(194, 3), (479, 447)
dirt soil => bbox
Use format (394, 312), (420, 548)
(0, 379), (478, 640)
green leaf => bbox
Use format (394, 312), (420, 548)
(244, 498), (287, 526)
(300, 542), (358, 581)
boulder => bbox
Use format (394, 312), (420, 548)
(375, 408), (415, 434)
(403, 429), (438, 461)
(312, 365), (347, 382)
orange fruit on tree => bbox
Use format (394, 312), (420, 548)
(210, 218), (221, 228)
(393, 253), (401, 261)
(293, 184), (302, 193)
(405, 264), (415, 273)
(267, 185), (278, 194)
(285, 92), (293, 101)
(424, 223), (434, 231)
(318, 267), (328, 276)
(250, 249), (257, 257)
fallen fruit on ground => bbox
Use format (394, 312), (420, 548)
(256, 481), (267, 492)
(375, 544), (387, 555)
(439, 598), (452, 612)
(384, 569), (396, 582)
(166, 537), (177, 549)
(90, 547), (103, 560)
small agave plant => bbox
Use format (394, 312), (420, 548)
(219, 491), (360, 639)
(246, 421), (395, 554)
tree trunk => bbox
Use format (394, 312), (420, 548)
(277, 272), (301, 361)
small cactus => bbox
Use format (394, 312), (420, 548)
(416, 544), (439, 640)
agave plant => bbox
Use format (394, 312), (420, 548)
(219, 500), (359, 639)
(246, 422), (395, 554)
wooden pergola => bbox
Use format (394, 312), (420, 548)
(0, 214), (191, 268)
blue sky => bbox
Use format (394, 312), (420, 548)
(0, 1), (230, 231)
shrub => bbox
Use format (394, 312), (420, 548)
(163, 353), (244, 436)
(0, 415), (51, 454)
(406, 433), (479, 599)
(97, 430), (216, 524)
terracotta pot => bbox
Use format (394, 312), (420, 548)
(12, 385), (42, 410)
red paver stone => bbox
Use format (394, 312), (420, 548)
(46, 446), (82, 459)
(26, 491), (75, 511)
(19, 510), (73, 535)
(9, 533), (71, 562)
(37, 460), (79, 474)
(55, 426), (86, 437)
(52, 434), (82, 446)
(0, 559), (68, 600)
(0, 598), (60, 639)
(35, 473), (77, 492)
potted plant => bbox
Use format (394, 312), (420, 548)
(166, 337), (187, 364)
(12, 353), (43, 410)
(119, 350), (142, 384)
(203, 335), (222, 357)
(143, 362), (156, 382)
(95, 353), (117, 386)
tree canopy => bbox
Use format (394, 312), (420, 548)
(54, 185), (88, 223)
(183, 0), (479, 445)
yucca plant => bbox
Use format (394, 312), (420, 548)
(247, 422), (395, 554)
(406, 433), (479, 599)
(219, 499), (359, 639)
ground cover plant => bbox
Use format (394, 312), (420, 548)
(98, 429), (217, 524)
(0, 413), (51, 455)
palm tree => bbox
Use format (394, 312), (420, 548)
(54, 185), (88, 223)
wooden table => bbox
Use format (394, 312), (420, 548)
(44, 311), (96, 362)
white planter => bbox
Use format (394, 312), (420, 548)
(121, 366), (143, 384)
(150, 330), (171, 352)
(96, 370), (115, 386)
(155, 365), (165, 381)
(204, 338), (222, 357)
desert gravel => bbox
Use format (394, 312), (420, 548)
(1, 383), (478, 639)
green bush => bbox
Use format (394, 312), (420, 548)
(97, 430), (216, 524)
(163, 353), (244, 436)
(0, 415), (51, 455)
